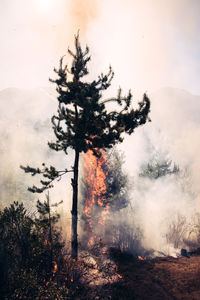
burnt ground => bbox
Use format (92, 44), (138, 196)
(86, 250), (200, 300)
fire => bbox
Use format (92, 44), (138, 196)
(52, 261), (58, 274)
(43, 261), (58, 287)
(138, 256), (145, 260)
(83, 148), (109, 245)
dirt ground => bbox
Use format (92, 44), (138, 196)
(107, 252), (200, 300)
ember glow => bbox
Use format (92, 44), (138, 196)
(83, 149), (109, 245)
(138, 256), (145, 261)
(117, 273), (123, 279)
(52, 261), (58, 274)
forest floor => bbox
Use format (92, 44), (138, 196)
(84, 249), (200, 300)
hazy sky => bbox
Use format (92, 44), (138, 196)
(0, 0), (200, 94)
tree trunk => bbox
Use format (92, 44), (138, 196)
(71, 149), (80, 259)
(47, 192), (53, 269)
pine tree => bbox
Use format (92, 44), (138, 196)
(21, 34), (150, 259)
(104, 148), (130, 211)
(139, 160), (179, 180)
(36, 192), (63, 270)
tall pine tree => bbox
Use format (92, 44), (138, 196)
(21, 34), (151, 259)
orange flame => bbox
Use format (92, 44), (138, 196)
(83, 149), (109, 245)
(138, 256), (145, 260)
(52, 261), (58, 274)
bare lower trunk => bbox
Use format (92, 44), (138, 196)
(47, 192), (53, 269)
(71, 149), (79, 259)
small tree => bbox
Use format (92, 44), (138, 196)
(0, 201), (69, 299)
(140, 160), (179, 180)
(36, 192), (63, 270)
(165, 213), (188, 249)
(104, 148), (130, 211)
(21, 34), (150, 259)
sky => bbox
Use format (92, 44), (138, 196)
(0, 0), (200, 95)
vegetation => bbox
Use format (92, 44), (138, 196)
(21, 34), (151, 259)
(0, 200), (71, 299)
(1, 199), (200, 299)
(80, 147), (144, 254)
(81, 147), (130, 214)
(139, 159), (179, 180)
(104, 148), (131, 211)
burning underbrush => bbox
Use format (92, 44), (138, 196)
(80, 147), (145, 254)
(3, 145), (200, 299)
(79, 243), (200, 299)
(79, 147), (200, 264)
(79, 243), (122, 286)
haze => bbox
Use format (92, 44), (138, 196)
(1, 0), (200, 253)
(0, 0), (200, 94)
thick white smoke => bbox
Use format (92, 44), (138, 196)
(1, 0), (200, 253)
(119, 88), (200, 254)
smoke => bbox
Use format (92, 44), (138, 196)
(68, 0), (100, 36)
(80, 0), (200, 253)
(117, 88), (200, 254)
(1, 0), (200, 254)
(0, 0), (101, 90)
(1, 0), (200, 92)
(86, 0), (200, 95)
(0, 87), (73, 217)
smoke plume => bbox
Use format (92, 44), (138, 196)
(68, 0), (100, 35)
(1, 0), (200, 255)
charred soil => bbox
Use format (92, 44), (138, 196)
(85, 249), (200, 300)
